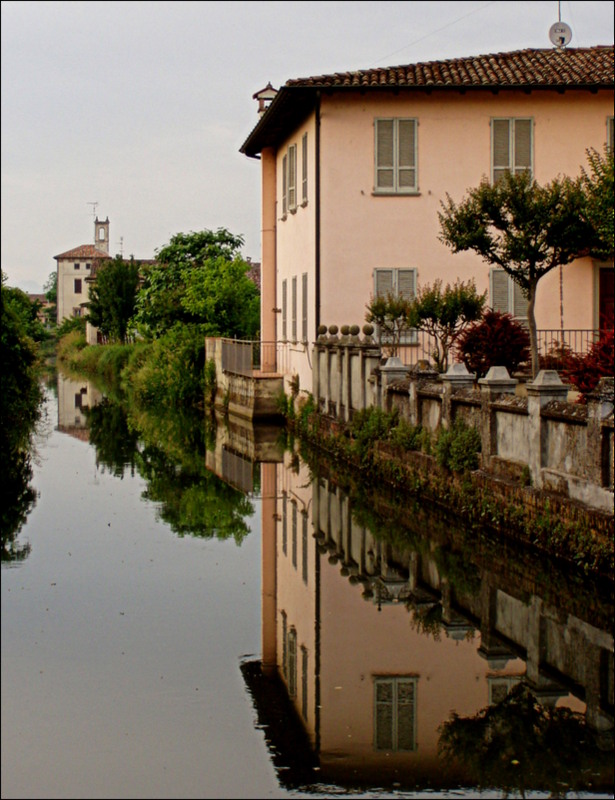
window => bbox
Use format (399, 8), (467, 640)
(281, 279), (288, 341)
(282, 153), (288, 216)
(375, 118), (418, 193)
(291, 501), (297, 569)
(85, 263), (91, 270)
(74, 263), (80, 270)
(282, 493), (288, 556)
(301, 273), (308, 343)
(492, 118), (532, 182)
(281, 611), (288, 677)
(287, 144), (297, 212)
(374, 676), (417, 751)
(488, 676), (522, 705)
(287, 628), (297, 698)
(98, 227), (105, 240)
(373, 267), (418, 343)
(74, 278), (82, 294)
(301, 133), (308, 205)
(291, 276), (297, 342)
(301, 646), (309, 720)
(608, 116), (614, 152)
(302, 511), (308, 584)
(490, 268), (528, 320)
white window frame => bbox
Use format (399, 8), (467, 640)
(490, 268), (528, 320)
(282, 153), (288, 217)
(374, 676), (418, 752)
(374, 118), (418, 194)
(301, 133), (308, 206)
(373, 267), (418, 344)
(491, 117), (533, 183)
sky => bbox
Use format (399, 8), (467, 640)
(2, 1), (614, 294)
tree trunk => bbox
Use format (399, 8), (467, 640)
(527, 283), (539, 379)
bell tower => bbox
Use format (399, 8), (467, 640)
(94, 216), (110, 254)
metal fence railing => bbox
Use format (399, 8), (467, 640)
(221, 339), (292, 376)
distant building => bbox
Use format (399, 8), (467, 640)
(54, 217), (110, 324)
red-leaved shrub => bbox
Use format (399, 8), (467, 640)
(560, 328), (614, 403)
(455, 310), (530, 379)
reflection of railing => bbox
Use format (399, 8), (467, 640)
(221, 339), (292, 376)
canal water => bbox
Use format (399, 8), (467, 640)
(1, 375), (613, 799)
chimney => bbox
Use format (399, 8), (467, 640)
(253, 83), (278, 117)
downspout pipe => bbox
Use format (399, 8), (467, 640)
(315, 91), (321, 334)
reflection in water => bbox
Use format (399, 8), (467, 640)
(243, 448), (614, 796)
(55, 372), (256, 544)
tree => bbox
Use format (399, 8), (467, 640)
(134, 228), (256, 338)
(43, 271), (57, 327)
(580, 145), (614, 264)
(87, 255), (140, 344)
(438, 170), (596, 377)
(455, 310), (530, 379)
(365, 292), (414, 357)
(407, 279), (486, 372)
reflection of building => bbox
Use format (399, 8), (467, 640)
(246, 454), (614, 791)
(56, 374), (103, 439)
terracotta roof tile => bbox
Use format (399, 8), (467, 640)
(284, 47), (613, 89)
(54, 244), (109, 260)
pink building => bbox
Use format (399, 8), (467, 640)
(241, 46), (614, 397)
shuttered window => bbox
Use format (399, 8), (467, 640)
(291, 276), (297, 342)
(608, 117), (614, 153)
(490, 269), (528, 320)
(301, 272), (308, 343)
(301, 510), (308, 584)
(282, 154), (288, 216)
(492, 118), (533, 183)
(281, 279), (288, 341)
(375, 118), (417, 193)
(301, 646), (308, 720)
(291, 500), (297, 569)
(302, 133), (308, 205)
(374, 677), (417, 751)
(288, 628), (297, 698)
(374, 267), (418, 343)
(288, 144), (297, 211)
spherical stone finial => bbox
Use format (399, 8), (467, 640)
(317, 324), (328, 335)
(328, 325), (339, 335)
(363, 323), (374, 336)
(340, 325), (350, 335)
(350, 325), (360, 336)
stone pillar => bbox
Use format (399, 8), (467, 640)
(525, 370), (569, 489)
(408, 360), (439, 427)
(585, 377), (614, 488)
(260, 463), (278, 676)
(478, 367), (518, 469)
(380, 356), (410, 413)
(440, 362), (475, 429)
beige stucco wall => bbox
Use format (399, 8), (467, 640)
(57, 257), (90, 323)
(272, 88), (612, 386)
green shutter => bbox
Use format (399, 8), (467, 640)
(397, 269), (416, 300)
(376, 119), (395, 189)
(514, 119), (532, 172)
(493, 119), (510, 183)
(491, 269), (510, 312)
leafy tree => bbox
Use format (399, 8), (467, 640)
(1, 276), (47, 343)
(455, 310), (530, 379)
(134, 228), (256, 338)
(43, 270), (57, 327)
(580, 145), (614, 264)
(438, 170), (596, 378)
(87, 255), (140, 344)
(407, 279), (486, 372)
(365, 292), (414, 357)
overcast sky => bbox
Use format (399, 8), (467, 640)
(2, 1), (613, 294)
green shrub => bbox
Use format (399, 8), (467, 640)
(389, 418), (423, 451)
(435, 419), (481, 473)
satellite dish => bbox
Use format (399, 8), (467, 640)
(549, 21), (572, 48)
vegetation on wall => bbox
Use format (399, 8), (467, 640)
(455, 310), (531, 379)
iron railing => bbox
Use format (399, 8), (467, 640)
(221, 339), (293, 376)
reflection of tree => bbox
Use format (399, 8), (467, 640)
(438, 682), (613, 798)
(85, 395), (253, 544)
(1, 448), (35, 563)
(85, 399), (140, 478)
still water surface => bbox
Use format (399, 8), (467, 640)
(1, 376), (613, 799)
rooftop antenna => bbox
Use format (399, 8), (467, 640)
(549, 2), (572, 48)
(87, 201), (98, 220)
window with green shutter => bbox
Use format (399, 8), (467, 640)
(374, 267), (418, 343)
(492, 118), (533, 183)
(288, 144), (297, 212)
(281, 279), (287, 341)
(490, 268), (528, 320)
(375, 118), (418, 193)
(374, 676), (417, 751)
